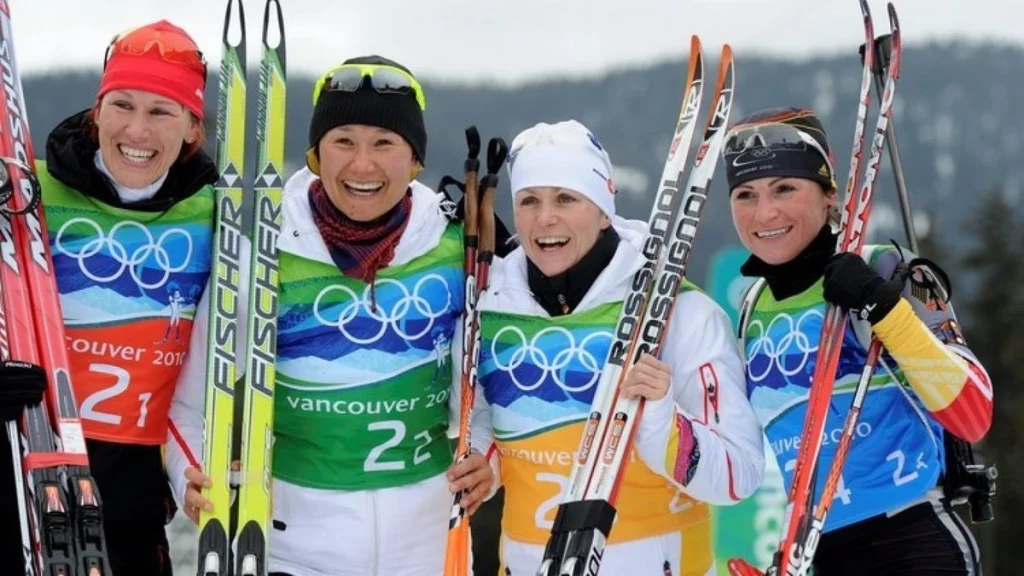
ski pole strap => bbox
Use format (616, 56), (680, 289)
(480, 136), (508, 191)
(0, 157), (42, 216)
(464, 125), (481, 173)
(437, 175), (466, 197)
(550, 499), (618, 538)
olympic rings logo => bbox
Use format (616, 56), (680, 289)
(490, 326), (612, 393)
(54, 218), (193, 290)
(745, 309), (824, 383)
(313, 273), (453, 344)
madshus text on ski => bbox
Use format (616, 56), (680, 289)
(0, 0), (995, 575)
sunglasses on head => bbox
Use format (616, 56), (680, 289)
(724, 122), (834, 173)
(103, 26), (207, 82)
(312, 63), (426, 111)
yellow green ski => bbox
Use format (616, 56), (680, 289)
(199, 0), (247, 574)
(234, 1), (286, 574)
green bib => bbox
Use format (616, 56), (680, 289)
(273, 224), (464, 490)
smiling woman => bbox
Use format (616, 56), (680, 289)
(92, 89), (202, 190)
(0, 18), (221, 576)
(162, 54), (497, 576)
(723, 107), (992, 576)
(461, 119), (766, 575)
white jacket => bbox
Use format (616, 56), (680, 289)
(460, 216), (765, 574)
(165, 168), (466, 575)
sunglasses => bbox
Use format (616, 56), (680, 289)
(103, 26), (207, 83)
(723, 122), (834, 176)
(312, 64), (426, 111)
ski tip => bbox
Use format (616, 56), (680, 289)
(859, 0), (872, 19)
(222, 0), (247, 46)
(686, 37), (705, 81)
(716, 44), (735, 92)
(886, 3), (902, 77)
(888, 3), (901, 37)
(721, 43), (734, 63)
(261, 0), (286, 52)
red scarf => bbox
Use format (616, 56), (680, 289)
(308, 179), (412, 289)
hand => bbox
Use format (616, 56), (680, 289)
(446, 450), (493, 515)
(823, 253), (907, 324)
(182, 459), (240, 524)
(0, 361), (47, 421)
(182, 466), (214, 524)
(620, 353), (671, 401)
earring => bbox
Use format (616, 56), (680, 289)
(306, 148), (321, 176)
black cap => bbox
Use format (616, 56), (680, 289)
(307, 55), (427, 169)
(723, 107), (835, 191)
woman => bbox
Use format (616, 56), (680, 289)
(723, 107), (992, 575)
(167, 55), (494, 576)
(0, 19), (217, 575)
(465, 119), (765, 575)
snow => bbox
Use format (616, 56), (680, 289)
(749, 384), (807, 425)
(277, 349), (437, 390)
(492, 394), (590, 439)
(60, 285), (186, 324)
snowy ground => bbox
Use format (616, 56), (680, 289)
(168, 514), (198, 574)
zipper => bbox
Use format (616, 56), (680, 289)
(699, 363), (720, 424)
(557, 293), (569, 314)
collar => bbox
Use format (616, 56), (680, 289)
(740, 224), (837, 300)
(527, 227), (621, 317)
(94, 150), (169, 204)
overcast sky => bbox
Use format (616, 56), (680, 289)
(13, 0), (1024, 85)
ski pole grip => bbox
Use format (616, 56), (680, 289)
(463, 127), (481, 241)
(479, 188), (496, 257)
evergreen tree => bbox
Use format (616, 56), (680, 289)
(959, 186), (1024, 576)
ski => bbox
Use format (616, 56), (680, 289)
(444, 128), (507, 576)
(538, 39), (737, 576)
(537, 36), (707, 576)
(766, 4), (903, 576)
(198, 0), (247, 574)
(537, 41), (705, 574)
(863, 18), (998, 528)
(0, 1), (109, 574)
(233, 1), (286, 575)
(556, 45), (735, 576)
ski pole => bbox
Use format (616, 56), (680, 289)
(859, 34), (918, 252)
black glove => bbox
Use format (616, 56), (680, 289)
(0, 360), (47, 422)
(823, 253), (909, 324)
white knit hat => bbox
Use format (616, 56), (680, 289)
(507, 119), (616, 217)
